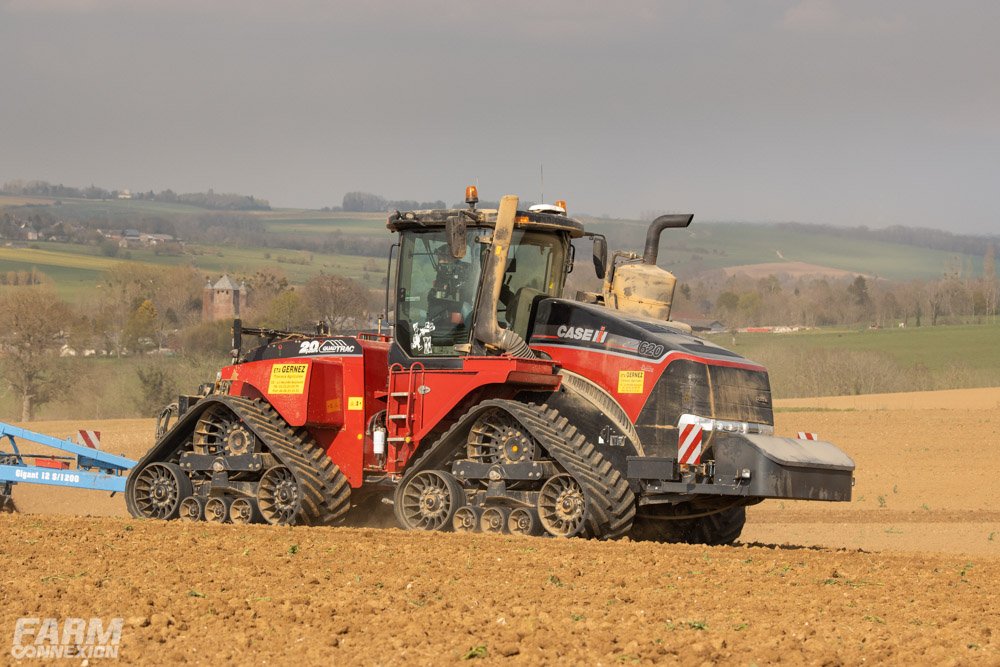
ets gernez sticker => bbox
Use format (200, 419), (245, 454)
(617, 370), (645, 394)
(268, 363), (308, 394)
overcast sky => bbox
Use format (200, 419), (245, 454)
(1, 1), (997, 233)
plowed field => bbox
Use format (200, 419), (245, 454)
(2, 388), (999, 664)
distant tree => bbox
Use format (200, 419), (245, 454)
(301, 274), (370, 332)
(99, 239), (120, 257)
(342, 191), (387, 212)
(124, 299), (158, 352)
(262, 291), (307, 330)
(715, 291), (739, 314)
(134, 362), (176, 417)
(0, 288), (72, 420)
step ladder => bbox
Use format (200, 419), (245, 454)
(386, 362), (426, 451)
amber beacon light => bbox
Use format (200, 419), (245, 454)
(465, 185), (479, 206)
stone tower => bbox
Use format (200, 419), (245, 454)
(201, 275), (245, 321)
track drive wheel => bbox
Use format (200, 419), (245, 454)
(395, 470), (466, 531)
(130, 462), (192, 520)
(466, 408), (536, 464)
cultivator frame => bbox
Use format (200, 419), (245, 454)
(0, 423), (135, 511)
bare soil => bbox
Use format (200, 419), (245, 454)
(2, 388), (999, 664)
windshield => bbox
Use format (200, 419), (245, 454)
(395, 230), (484, 356)
(395, 227), (567, 356)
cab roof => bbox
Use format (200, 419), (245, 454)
(386, 207), (586, 239)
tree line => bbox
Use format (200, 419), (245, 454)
(1, 180), (270, 211)
(0, 265), (376, 421)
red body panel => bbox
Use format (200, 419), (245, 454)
(219, 338), (392, 489)
(217, 337), (560, 489)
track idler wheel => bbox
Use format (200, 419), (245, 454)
(507, 507), (541, 536)
(479, 507), (510, 534)
(229, 498), (261, 525)
(204, 496), (232, 524)
(258, 465), (300, 525)
(452, 506), (481, 533)
(395, 470), (466, 531)
(538, 473), (587, 537)
(130, 462), (192, 520)
(179, 496), (205, 522)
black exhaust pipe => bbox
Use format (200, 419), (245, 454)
(643, 214), (693, 265)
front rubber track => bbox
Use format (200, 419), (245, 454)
(398, 399), (635, 540)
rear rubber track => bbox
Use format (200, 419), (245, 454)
(129, 394), (350, 526)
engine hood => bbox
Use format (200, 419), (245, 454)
(527, 298), (759, 369)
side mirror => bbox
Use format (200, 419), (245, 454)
(446, 218), (467, 259)
(592, 235), (608, 279)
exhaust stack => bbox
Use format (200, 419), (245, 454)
(643, 214), (693, 265)
(602, 213), (694, 325)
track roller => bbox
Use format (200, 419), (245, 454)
(130, 462), (192, 520)
(452, 506), (481, 533)
(229, 497), (261, 525)
(395, 469), (466, 531)
(507, 507), (541, 536)
(179, 496), (205, 522)
(204, 496), (232, 524)
(479, 506), (510, 534)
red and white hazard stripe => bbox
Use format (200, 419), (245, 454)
(75, 430), (101, 449)
(797, 432), (818, 441)
(677, 419), (704, 466)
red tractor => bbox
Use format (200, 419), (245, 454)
(126, 190), (854, 542)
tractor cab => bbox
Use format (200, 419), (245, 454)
(386, 188), (587, 362)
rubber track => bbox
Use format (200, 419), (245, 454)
(129, 395), (350, 526)
(400, 399), (635, 540)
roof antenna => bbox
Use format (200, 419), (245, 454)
(540, 163), (544, 205)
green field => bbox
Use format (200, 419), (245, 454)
(725, 323), (1000, 372)
(260, 213), (385, 236)
(0, 242), (382, 299)
(710, 322), (1000, 398)
(2, 195), (990, 299)
(583, 219), (981, 281)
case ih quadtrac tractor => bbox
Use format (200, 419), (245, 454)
(126, 190), (854, 543)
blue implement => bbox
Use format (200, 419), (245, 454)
(0, 422), (136, 496)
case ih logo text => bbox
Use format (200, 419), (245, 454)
(10, 617), (123, 660)
(555, 325), (608, 343)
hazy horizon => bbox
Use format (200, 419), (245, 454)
(2, 1), (998, 233)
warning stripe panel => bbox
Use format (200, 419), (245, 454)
(678, 421), (703, 465)
(797, 432), (818, 441)
(76, 430), (101, 449)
